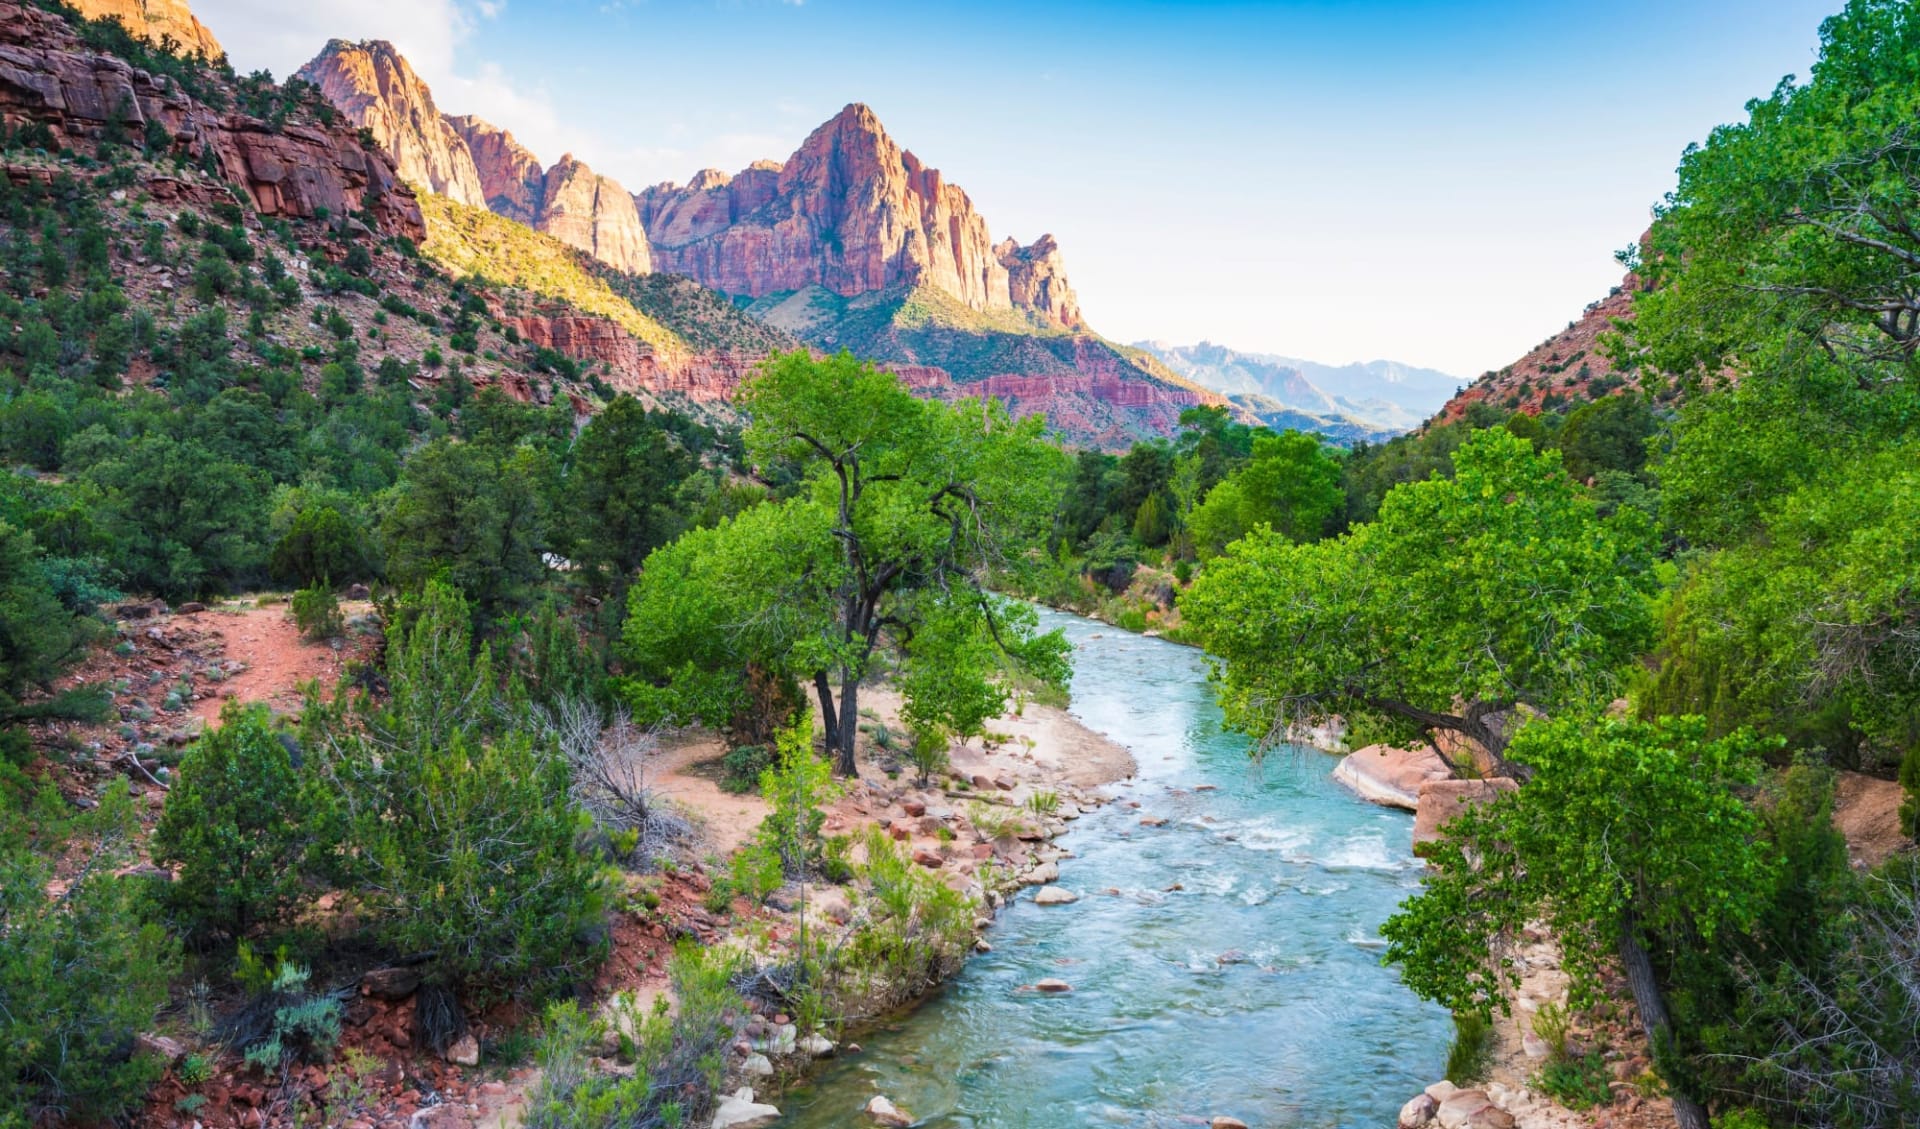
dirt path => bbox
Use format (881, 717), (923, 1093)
(187, 604), (368, 722)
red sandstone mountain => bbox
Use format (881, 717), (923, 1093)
(1436, 270), (1647, 423)
(297, 41), (650, 275)
(635, 104), (1084, 331)
(68, 0), (222, 60)
(290, 41), (1205, 444)
(295, 39), (486, 210)
(1, 0), (419, 239)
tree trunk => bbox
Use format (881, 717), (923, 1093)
(813, 671), (839, 756)
(834, 673), (860, 777)
(1616, 915), (1709, 1129)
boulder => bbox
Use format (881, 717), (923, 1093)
(1413, 779), (1520, 857)
(711, 1088), (780, 1129)
(1022, 861), (1059, 886)
(445, 1033), (480, 1066)
(1435, 1090), (1513, 1129)
(910, 847), (944, 869)
(361, 966), (422, 1000)
(1033, 886), (1078, 905)
(798, 1033), (835, 1057)
(739, 1052), (773, 1078)
(1034, 978), (1072, 993)
(1332, 744), (1452, 810)
(863, 1095), (913, 1126)
(1398, 1093), (1438, 1128)
(134, 1032), (185, 1063)
(1211, 1119), (1250, 1129)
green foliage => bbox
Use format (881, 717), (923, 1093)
(1644, 436), (1920, 768)
(524, 943), (746, 1129)
(234, 956), (344, 1072)
(1534, 1051), (1615, 1109)
(0, 785), (178, 1123)
(152, 703), (322, 939)
(381, 436), (555, 627)
(269, 503), (371, 586)
(560, 396), (707, 595)
(1183, 428), (1656, 766)
(753, 711), (839, 878)
(317, 581), (607, 997)
(0, 519), (101, 775)
(718, 743), (773, 795)
(835, 825), (976, 1010)
(1383, 715), (1775, 1018)
(1188, 429), (1345, 559)
(290, 582), (343, 640)
(906, 725), (950, 787)
(623, 352), (1069, 774)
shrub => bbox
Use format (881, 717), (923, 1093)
(224, 951), (345, 1072)
(728, 841), (783, 906)
(153, 703), (324, 940)
(719, 744), (772, 794)
(0, 786), (178, 1123)
(834, 826), (975, 1014)
(524, 944), (745, 1129)
(290, 583), (343, 641)
(1533, 1050), (1614, 1109)
(907, 725), (949, 787)
(323, 581), (609, 999)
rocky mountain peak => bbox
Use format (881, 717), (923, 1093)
(295, 39), (487, 209)
(638, 102), (1082, 329)
(67, 0), (223, 60)
(300, 40), (651, 275)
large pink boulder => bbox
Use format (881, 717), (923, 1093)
(1332, 744), (1453, 810)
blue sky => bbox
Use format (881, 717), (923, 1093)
(196, 0), (1838, 375)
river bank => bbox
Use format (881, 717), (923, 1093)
(631, 648), (1142, 1125)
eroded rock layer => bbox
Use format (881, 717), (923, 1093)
(636, 104), (1084, 330)
(0, 1), (421, 239)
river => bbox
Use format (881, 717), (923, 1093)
(776, 607), (1450, 1127)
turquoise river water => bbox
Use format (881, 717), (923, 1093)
(776, 608), (1450, 1128)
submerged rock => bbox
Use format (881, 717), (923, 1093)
(864, 1095), (914, 1126)
(711, 1088), (781, 1129)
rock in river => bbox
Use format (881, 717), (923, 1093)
(1034, 886), (1079, 905)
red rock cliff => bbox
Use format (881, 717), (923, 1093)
(299, 42), (652, 275)
(294, 39), (487, 209)
(0, 0), (421, 239)
(67, 0), (222, 60)
(635, 104), (1084, 330)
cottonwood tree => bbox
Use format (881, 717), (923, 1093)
(620, 351), (1069, 775)
(1381, 715), (1778, 1129)
(1180, 427), (1655, 774)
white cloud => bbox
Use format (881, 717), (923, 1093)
(190, 0), (609, 181)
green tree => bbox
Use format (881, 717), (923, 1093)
(0, 786), (178, 1124)
(381, 437), (555, 626)
(1181, 428), (1655, 772)
(1625, 0), (1920, 376)
(0, 520), (102, 777)
(1186, 429), (1343, 558)
(1381, 716), (1778, 1129)
(313, 581), (606, 997)
(83, 434), (269, 598)
(561, 396), (700, 594)
(152, 703), (322, 939)
(622, 352), (1069, 775)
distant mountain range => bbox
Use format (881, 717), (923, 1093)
(1133, 341), (1464, 441)
(292, 40), (1218, 447)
